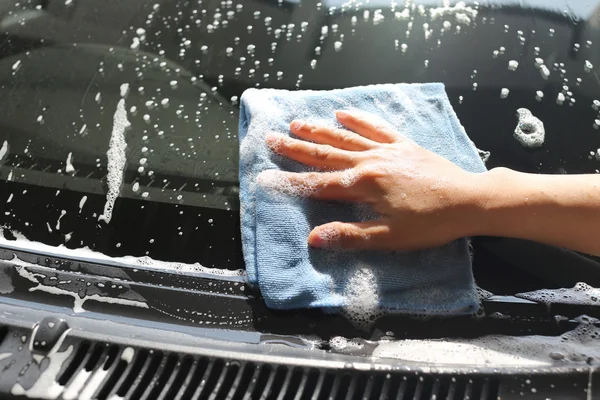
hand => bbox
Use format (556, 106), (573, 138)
(258, 110), (485, 251)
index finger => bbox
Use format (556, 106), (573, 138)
(256, 169), (363, 202)
(335, 110), (401, 144)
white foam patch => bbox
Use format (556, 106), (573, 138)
(338, 168), (361, 187)
(11, 255), (149, 313)
(540, 64), (550, 79)
(329, 336), (365, 351)
(65, 152), (75, 174)
(119, 83), (129, 98)
(477, 148), (490, 163)
(513, 108), (545, 148)
(429, 1), (477, 25)
(99, 98), (130, 224)
(121, 347), (135, 363)
(11, 329), (72, 399)
(0, 140), (8, 161)
(476, 286), (494, 301)
(78, 196), (87, 213)
(314, 225), (343, 247)
(0, 228), (245, 278)
(373, 322), (600, 367)
(257, 169), (322, 197)
(56, 210), (66, 231)
(516, 282), (600, 305)
(342, 266), (383, 329)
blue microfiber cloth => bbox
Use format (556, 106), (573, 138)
(238, 83), (487, 318)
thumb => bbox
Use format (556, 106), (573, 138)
(308, 220), (391, 250)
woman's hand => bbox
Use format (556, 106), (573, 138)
(258, 110), (487, 251)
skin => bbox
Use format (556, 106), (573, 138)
(259, 110), (600, 257)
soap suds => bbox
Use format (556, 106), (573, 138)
(56, 210), (66, 230)
(119, 83), (129, 98)
(121, 347), (135, 363)
(0, 228), (245, 278)
(342, 266), (383, 329)
(514, 108), (544, 148)
(99, 97), (130, 224)
(11, 255), (149, 313)
(516, 282), (600, 305)
(257, 169), (322, 197)
(429, 1), (477, 25)
(540, 64), (550, 79)
(374, 321), (600, 367)
(65, 152), (75, 174)
(329, 336), (365, 351)
(11, 329), (72, 399)
(0, 140), (8, 161)
(78, 196), (87, 213)
(477, 148), (490, 163)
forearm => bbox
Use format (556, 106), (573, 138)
(468, 168), (600, 256)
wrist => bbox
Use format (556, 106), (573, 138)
(461, 167), (515, 237)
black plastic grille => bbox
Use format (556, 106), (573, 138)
(51, 340), (500, 400)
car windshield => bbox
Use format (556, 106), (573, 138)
(0, 0), (599, 289)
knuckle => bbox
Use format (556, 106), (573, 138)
(313, 145), (333, 160)
(286, 140), (302, 152)
(356, 163), (385, 180)
(337, 130), (354, 144)
(374, 125), (390, 135)
(306, 172), (323, 183)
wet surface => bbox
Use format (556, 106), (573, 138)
(0, 0), (598, 266)
(0, 0), (600, 364)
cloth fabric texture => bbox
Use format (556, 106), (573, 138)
(238, 83), (486, 316)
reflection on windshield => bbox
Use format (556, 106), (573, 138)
(0, 0), (599, 277)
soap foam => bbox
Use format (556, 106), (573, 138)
(257, 169), (322, 197)
(0, 228), (245, 278)
(342, 266), (383, 329)
(99, 97), (130, 224)
(0, 140), (8, 161)
(476, 148), (490, 163)
(429, 2), (477, 25)
(513, 108), (545, 148)
(516, 282), (600, 305)
(329, 336), (365, 351)
(373, 321), (600, 367)
(65, 152), (75, 174)
(338, 168), (361, 187)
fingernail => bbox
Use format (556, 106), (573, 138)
(309, 234), (326, 248)
(290, 120), (304, 130)
(265, 133), (285, 151)
(310, 226), (341, 248)
(256, 169), (281, 189)
(335, 110), (350, 118)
